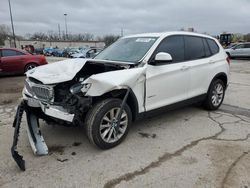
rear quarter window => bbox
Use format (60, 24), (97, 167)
(207, 39), (219, 55)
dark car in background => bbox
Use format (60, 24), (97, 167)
(0, 48), (47, 75)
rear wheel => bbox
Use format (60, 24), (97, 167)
(204, 79), (225, 110)
(85, 98), (132, 149)
(24, 63), (37, 73)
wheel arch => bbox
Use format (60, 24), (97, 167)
(208, 72), (228, 92)
(24, 62), (39, 72)
(93, 88), (139, 122)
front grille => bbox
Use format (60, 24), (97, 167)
(24, 80), (33, 95)
(32, 85), (54, 101)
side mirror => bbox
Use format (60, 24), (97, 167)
(154, 52), (172, 63)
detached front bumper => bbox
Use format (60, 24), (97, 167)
(11, 100), (49, 171)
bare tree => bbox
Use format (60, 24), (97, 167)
(0, 24), (11, 45)
(244, 33), (250, 42)
(100, 35), (120, 47)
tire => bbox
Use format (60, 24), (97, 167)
(204, 79), (225, 110)
(85, 98), (132, 149)
(24, 63), (37, 73)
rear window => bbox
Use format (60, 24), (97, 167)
(207, 39), (219, 55)
(244, 44), (250, 48)
(2, 49), (24, 57)
(184, 36), (205, 61)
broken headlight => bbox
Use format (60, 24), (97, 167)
(70, 83), (91, 95)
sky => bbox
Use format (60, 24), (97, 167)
(1, 0), (250, 37)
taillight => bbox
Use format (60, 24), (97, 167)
(226, 56), (230, 65)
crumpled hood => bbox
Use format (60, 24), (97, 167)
(26, 58), (88, 84)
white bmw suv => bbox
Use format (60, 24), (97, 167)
(21, 31), (230, 153)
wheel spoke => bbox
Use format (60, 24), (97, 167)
(113, 129), (118, 140)
(120, 120), (127, 125)
(100, 123), (110, 131)
(102, 127), (111, 138)
(121, 112), (127, 119)
(103, 115), (111, 123)
(119, 127), (125, 134)
(107, 127), (114, 142)
(212, 96), (216, 103)
(110, 109), (115, 119)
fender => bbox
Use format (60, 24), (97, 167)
(84, 66), (146, 96)
(207, 72), (228, 92)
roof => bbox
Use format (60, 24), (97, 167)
(124, 31), (215, 40)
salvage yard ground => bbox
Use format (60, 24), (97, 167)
(0, 57), (250, 187)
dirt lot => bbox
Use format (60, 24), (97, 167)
(0, 58), (250, 188)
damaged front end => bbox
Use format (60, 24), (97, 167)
(11, 59), (145, 170)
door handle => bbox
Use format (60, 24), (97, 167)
(181, 66), (189, 71)
(209, 60), (215, 64)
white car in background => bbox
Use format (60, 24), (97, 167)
(70, 48), (103, 58)
(225, 42), (250, 58)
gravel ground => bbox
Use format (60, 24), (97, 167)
(0, 58), (250, 188)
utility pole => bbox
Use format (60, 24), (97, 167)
(58, 23), (61, 39)
(64, 13), (68, 40)
(8, 0), (16, 48)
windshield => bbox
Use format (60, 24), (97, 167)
(95, 37), (158, 63)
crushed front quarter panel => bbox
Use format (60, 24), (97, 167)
(84, 66), (147, 112)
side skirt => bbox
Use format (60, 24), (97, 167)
(137, 94), (207, 120)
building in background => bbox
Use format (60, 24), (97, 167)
(3, 39), (105, 49)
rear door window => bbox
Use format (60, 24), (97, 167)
(207, 39), (219, 55)
(184, 36), (205, 61)
(203, 38), (212, 57)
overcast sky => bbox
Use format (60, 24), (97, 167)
(1, 0), (250, 37)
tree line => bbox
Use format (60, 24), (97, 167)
(1, 24), (250, 47)
(0, 24), (120, 47)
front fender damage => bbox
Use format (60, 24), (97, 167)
(11, 100), (48, 171)
(84, 66), (146, 96)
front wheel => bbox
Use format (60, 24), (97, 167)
(204, 79), (225, 110)
(24, 63), (37, 73)
(85, 98), (132, 149)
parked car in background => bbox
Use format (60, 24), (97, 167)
(34, 48), (44, 55)
(43, 47), (54, 56)
(71, 48), (103, 58)
(51, 48), (64, 57)
(224, 43), (238, 49)
(0, 48), (47, 75)
(225, 42), (250, 58)
(61, 47), (79, 58)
